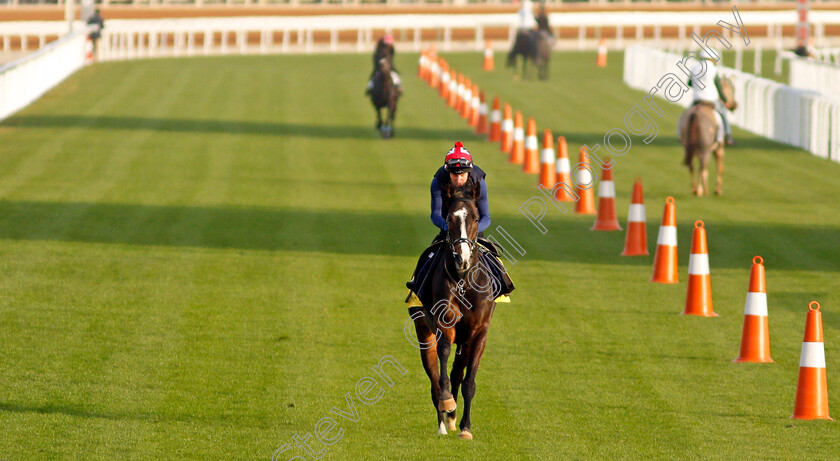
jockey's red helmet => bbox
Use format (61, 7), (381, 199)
(383, 34), (394, 45)
(444, 141), (473, 173)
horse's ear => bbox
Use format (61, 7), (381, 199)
(472, 181), (482, 201)
(442, 181), (454, 200)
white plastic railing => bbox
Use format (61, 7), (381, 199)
(789, 54), (840, 99)
(624, 44), (840, 163)
(0, 26), (87, 121)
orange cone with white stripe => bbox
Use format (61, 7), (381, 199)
(461, 78), (473, 119)
(488, 97), (501, 141)
(554, 137), (575, 202)
(792, 301), (832, 420)
(510, 111), (525, 164)
(429, 54), (440, 89)
(523, 118), (540, 173)
(500, 104), (513, 153)
(539, 130), (556, 188)
(734, 256), (773, 363)
(475, 91), (488, 135)
(447, 71), (458, 108)
(439, 61), (450, 99)
(419, 49), (428, 80)
(620, 178), (648, 255)
(651, 197), (678, 283)
(591, 163), (621, 231)
(469, 84), (480, 127)
(455, 74), (466, 111)
(683, 220), (716, 317)
(596, 37), (607, 67)
(483, 40), (494, 71)
(574, 146), (597, 215)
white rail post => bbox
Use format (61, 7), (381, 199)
(754, 42), (762, 76)
(413, 26), (420, 52)
(616, 24), (623, 48)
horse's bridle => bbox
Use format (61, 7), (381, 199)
(445, 198), (477, 258)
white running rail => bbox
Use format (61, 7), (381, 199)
(0, 26), (88, 121)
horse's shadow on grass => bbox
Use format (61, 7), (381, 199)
(2, 115), (466, 141)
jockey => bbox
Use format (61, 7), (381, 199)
(517, 0), (537, 32)
(406, 142), (514, 306)
(688, 48), (733, 145)
(366, 35), (402, 95)
(431, 142), (490, 240)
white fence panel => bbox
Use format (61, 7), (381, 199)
(0, 28), (87, 121)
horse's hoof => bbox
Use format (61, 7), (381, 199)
(446, 411), (457, 432)
(438, 421), (447, 436)
(438, 398), (457, 412)
(459, 430), (473, 440)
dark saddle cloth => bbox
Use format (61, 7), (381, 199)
(406, 238), (515, 306)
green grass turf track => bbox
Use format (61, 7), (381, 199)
(0, 50), (838, 460)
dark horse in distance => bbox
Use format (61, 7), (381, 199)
(409, 182), (499, 440)
(369, 57), (400, 139)
(506, 14), (554, 80)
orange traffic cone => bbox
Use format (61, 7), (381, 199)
(439, 61), (450, 99)
(523, 118), (540, 173)
(620, 178), (648, 255)
(418, 49), (428, 79)
(488, 97), (501, 141)
(470, 85), (481, 126)
(651, 197), (678, 283)
(683, 220), (716, 317)
(792, 301), (832, 420)
(574, 146), (597, 215)
(510, 111), (525, 164)
(539, 130), (556, 189)
(591, 162), (621, 231)
(554, 136), (575, 202)
(475, 92), (488, 135)
(734, 256), (773, 363)
(500, 104), (513, 153)
(461, 79), (473, 119)
(454, 74), (465, 111)
(596, 37), (607, 67)
(483, 40), (494, 71)
(447, 71), (458, 108)
(429, 55), (440, 89)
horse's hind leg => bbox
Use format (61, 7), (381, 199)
(459, 327), (489, 440)
(412, 313), (444, 434)
(686, 149), (699, 196)
(714, 146), (724, 195)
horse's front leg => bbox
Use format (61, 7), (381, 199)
(448, 343), (470, 432)
(375, 107), (383, 130)
(411, 309), (444, 434)
(436, 327), (457, 417)
(459, 327), (489, 440)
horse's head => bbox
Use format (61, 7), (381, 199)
(377, 57), (392, 75)
(720, 76), (737, 111)
(443, 181), (481, 274)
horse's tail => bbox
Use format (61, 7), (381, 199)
(684, 110), (699, 167)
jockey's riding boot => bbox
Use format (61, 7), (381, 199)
(725, 135), (735, 146)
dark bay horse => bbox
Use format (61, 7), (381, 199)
(506, 18), (554, 80)
(679, 76), (736, 196)
(409, 182), (498, 441)
(369, 57), (400, 139)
